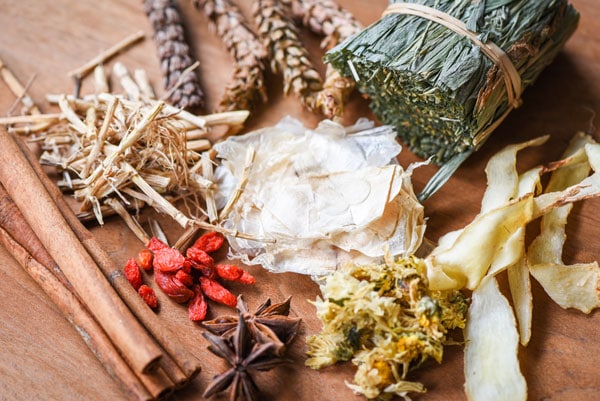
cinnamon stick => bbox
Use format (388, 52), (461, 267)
(0, 184), (177, 399)
(0, 226), (154, 401)
(15, 134), (203, 381)
(0, 184), (69, 288)
(138, 367), (175, 400)
(0, 128), (163, 374)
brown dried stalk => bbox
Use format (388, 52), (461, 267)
(144, 0), (205, 110)
(253, 0), (323, 110)
(292, 0), (362, 118)
(196, 0), (268, 112)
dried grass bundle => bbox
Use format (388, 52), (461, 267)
(6, 64), (249, 242)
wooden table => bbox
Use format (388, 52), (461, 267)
(0, 1), (599, 400)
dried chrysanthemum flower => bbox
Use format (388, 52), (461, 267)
(306, 256), (467, 400)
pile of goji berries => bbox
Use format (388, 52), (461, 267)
(123, 231), (255, 322)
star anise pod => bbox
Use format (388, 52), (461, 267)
(203, 296), (301, 356)
(203, 314), (290, 401)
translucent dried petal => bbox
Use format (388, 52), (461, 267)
(214, 117), (424, 276)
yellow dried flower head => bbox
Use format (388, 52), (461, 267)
(306, 256), (467, 399)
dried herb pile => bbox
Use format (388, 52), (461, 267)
(15, 63), (248, 241)
(306, 256), (467, 400)
(325, 0), (579, 170)
(189, 0), (362, 117)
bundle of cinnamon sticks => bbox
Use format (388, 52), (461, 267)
(0, 127), (202, 399)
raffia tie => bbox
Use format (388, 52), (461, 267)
(383, 3), (523, 145)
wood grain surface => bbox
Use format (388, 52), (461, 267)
(0, 1), (599, 400)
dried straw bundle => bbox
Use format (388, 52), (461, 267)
(325, 0), (579, 195)
(10, 64), (248, 241)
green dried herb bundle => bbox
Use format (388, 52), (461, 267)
(325, 0), (579, 192)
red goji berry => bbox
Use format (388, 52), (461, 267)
(215, 264), (244, 281)
(191, 231), (225, 254)
(188, 285), (208, 322)
(124, 258), (143, 290)
(147, 237), (168, 252)
(181, 258), (192, 274)
(238, 270), (256, 285)
(137, 249), (153, 271)
(153, 247), (186, 273)
(199, 276), (237, 307)
(154, 270), (194, 304)
(186, 246), (214, 267)
(175, 269), (194, 287)
(188, 259), (217, 279)
(138, 284), (158, 309)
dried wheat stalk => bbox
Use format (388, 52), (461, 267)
(253, 0), (323, 110)
(291, 0), (362, 118)
(144, 0), (205, 110)
(196, 0), (268, 112)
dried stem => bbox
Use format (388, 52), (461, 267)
(219, 147), (255, 221)
(0, 56), (42, 115)
(0, 113), (62, 125)
(94, 65), (110, 94)
(67, 30), (146, 81)
(0, 57), (53, 133)
(292, 0), (362, 118)
(105, 197), (151, 244)
(81, 96), (118, 178)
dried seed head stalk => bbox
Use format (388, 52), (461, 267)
(196, 0), (268, 112)
(253, 0), (323, 111)
(292, 0), (363, 118)
(144, 0), (205, 110)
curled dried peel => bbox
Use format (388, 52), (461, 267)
(526, 140), (600, 313)
(426, 196), (533, 291)
(425, 133), (600, 401)
(529, 262), (600, 313)
(480, 135), (548, 212)
(508, 166), (543, 347)
(507, 258), (532, 346)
